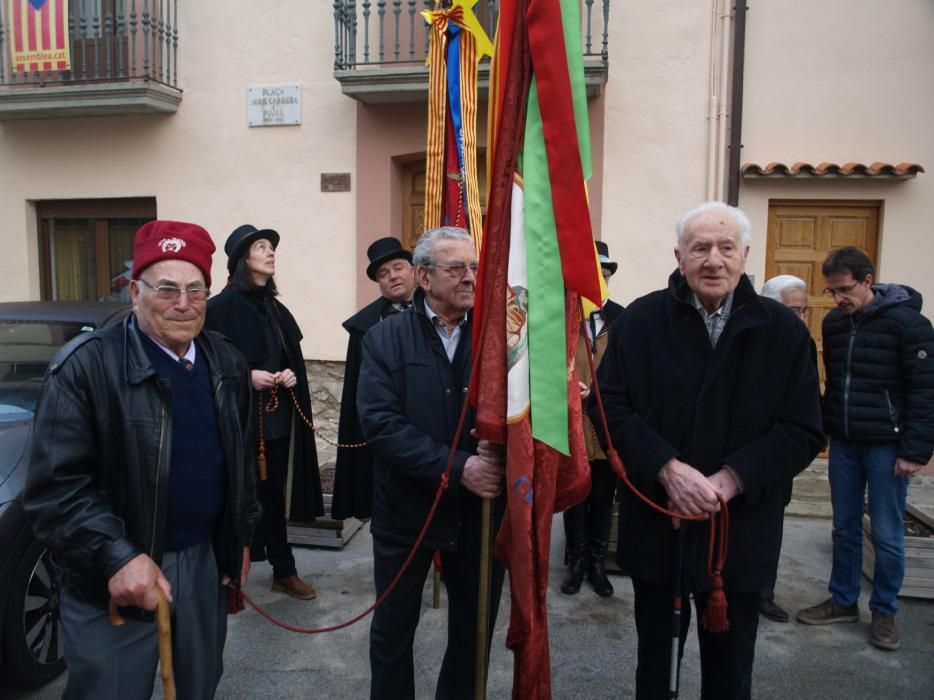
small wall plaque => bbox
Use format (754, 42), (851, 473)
(321, 173), (352, 192)
(248, 85), (301, 127)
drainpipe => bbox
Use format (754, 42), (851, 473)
(726, 1), (748, 206)
(705, 0), (721, 202)
(714, 0), (732, 201)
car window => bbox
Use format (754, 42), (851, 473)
(0, 321), (94, 414)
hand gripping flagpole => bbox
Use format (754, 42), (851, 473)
(422, 2), (495, 696)
(475, 496), (493, 700)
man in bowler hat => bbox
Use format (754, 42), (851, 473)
(331, 237), (417, 520)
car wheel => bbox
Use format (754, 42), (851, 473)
(1, 538), (66, 688)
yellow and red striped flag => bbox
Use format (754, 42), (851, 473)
(8, 0), (71, 73)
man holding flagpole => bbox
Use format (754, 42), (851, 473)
(358, 227), (506, 700)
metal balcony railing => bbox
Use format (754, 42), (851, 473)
(0, 0), (179, 88)
(333, 0), (609, 71)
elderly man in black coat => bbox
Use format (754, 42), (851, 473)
(331, 237), (416, 520)
(591, 202), (823, 700)
(357, 226), (506, 700)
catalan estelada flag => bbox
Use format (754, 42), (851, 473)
(421, 0), (493, 254)
(8, 0), (71, 73)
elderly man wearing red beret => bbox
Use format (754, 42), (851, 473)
(25, 220), (260, 698)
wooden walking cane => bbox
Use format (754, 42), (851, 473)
(474, 496), (493, 700)
(109, 589), (176, 700)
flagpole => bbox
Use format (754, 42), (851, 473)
(474, 496), (492, 699)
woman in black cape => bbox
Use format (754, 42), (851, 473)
(206, 224), (323, 600)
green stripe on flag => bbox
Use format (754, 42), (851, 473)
(524, 78), (569, 456)
(561, 0), (591, 181)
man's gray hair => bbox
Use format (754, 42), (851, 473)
(676, 201), (752, 250)
(412, 226), (473, 268)
(761, 274), (807, 301)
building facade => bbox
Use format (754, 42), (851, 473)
(1, 0), (930, 365)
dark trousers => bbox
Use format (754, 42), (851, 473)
(761, 515), (785, 601)
(251, 437), (297, 580)
(369, 535), (505, 700)
(60, 539), (227, 699)
(632, 577), (760, 700)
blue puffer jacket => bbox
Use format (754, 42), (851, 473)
(822, 284), (934, 463)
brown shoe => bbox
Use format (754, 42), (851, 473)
(796, 597), (859, 625)
(272, 575), (317, 600)
(870, 612), (899, 651)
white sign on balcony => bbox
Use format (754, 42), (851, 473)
(248, 85), (301, 127)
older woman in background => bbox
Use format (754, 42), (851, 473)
(758, 274), (819, 622)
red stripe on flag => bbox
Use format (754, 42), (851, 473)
(55, 0), (67, 69)
(526, 0), (603, 307)
(26, 1), (39, 72)
(470, 0), (530, 424)
(41, 0), (52, 71)
(13, 0), (24, 54)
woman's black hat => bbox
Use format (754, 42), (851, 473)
(225, 224), (280, 274)
(366, 237), (412, 281)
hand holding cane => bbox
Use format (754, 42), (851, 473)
(109, 589), (176, 700)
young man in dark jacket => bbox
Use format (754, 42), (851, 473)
(25, 220), (259, 698)
(357, 226), (505, 700)
(797, 246), (934, 651)
(592, 202), (823, 699)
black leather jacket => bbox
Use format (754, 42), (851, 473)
(24, 314), (260, 607)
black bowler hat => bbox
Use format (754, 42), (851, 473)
(366, 237), (412, 281)
(224, 224), (280, 274)
(596, 240), (617, 276)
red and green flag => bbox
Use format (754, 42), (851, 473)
(472, 0), (603, 696)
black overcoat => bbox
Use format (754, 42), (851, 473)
(331, 296), (402, 520)
(206, 286), (323, 522)
(357, 291), (503, 551)
(590, 271), (823, 591)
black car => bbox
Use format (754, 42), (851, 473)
(0, 302), (130, 689)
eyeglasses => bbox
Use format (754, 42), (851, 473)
(823, 281), (862, 297)
(429, 260), (479, 277)
(137, 278), (210, 302)
(787, 306), (810, 318)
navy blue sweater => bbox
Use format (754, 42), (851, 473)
(142, 336), (226, 551)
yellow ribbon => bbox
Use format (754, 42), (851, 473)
(421, 0), (494, 66)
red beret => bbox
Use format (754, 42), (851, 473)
(131, 220), (216, 287)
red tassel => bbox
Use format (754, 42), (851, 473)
(701, 574), (730, 632)
(227, 587), (245, 615)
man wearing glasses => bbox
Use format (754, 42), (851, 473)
(798, 246), (934, 652)
(358, 226), (506, 699)
(25, 220), (259, 697)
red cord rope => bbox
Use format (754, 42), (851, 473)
(579, 300), (730, 632)
(231, 295), (730, 635)
(229, 352), (478, 633)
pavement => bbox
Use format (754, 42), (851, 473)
(11, 464), (934, 699)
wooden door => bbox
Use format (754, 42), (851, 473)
(765, 200), (880, 384)
(400, 154), (487, 251)
(401, 160), (426, 252)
